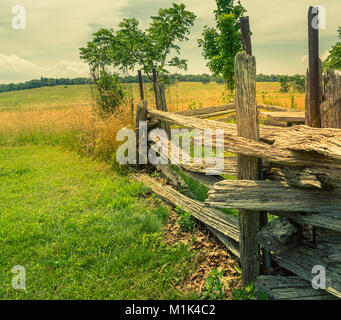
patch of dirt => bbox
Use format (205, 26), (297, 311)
(162, 210), (243, 300)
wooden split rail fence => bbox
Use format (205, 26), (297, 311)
(133, 12), (341, 299)
(135, 65), (341, 300)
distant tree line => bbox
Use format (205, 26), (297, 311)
(119, 73), (225, 84)
(119, 73), (306, 90)
(0, 77), (89, 93)
(0, 73), (306, 94)
(256, 74), (281, 82)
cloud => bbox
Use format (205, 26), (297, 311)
(0, 53), (89, 83)
(0, 0), (340, 81)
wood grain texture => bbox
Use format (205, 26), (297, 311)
(235, 51), (261, 285)
(206, 180), (341, 215)
(272, 244), (341, 298)
(321, 70), (341, 129)
(259, 111), (305, 123)
(256, 276), (338, 300)
(147, 108), (341, 168)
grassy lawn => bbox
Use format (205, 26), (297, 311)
(0, 145), (198, 300)
(0, 85), (92, 111)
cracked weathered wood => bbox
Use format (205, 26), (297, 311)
(273, 211), (341, 234)
(235, 51), (261, 285)
(135, 174), (240, 243)
(258, 104), (302, 112)
(176, 104), (235, 117)
(259, 111), (305, 123)
(255, 276), (338, 300)
(257, 218), (300, 254)
(206, 180), (341, 215)
(205, 179), (341, 232)
(272, 244), (341, 298)
(147, 108), (341, 168)
(155, 164), (188, 191)
(149, 128), (238, 175)
(321, 70), (341, 129)
(196, 109), (236, 119)
(176, 103), (296, 119)
(181, 157), (237, 176)
(263, 119), (288, 127)
(267, 165), (341, 191)
(148, 107), (341, 150)
(206, 225), (240, 258)
(136, 101), (148, 169)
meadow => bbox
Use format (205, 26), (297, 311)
(0, 81), (303, 299)
(0, 81), (304, 150)
(0, 81), (305, 112)
(0, 84), (201, 299)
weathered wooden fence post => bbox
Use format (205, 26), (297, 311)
(157, 84), (171, 137)
(152, 68), (170, 137)
(235, 50), (261, 286)
(136, 101), (148, 170)
(240, 16), (252, 56)
(306, 6), (323, 242)
(321, 70), (341, 128)
(306, 6), (321, 128)
(138, 70), (145, 101)
(152, 68), (161, 110)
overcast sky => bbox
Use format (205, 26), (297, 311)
(0, 0), (340, 83)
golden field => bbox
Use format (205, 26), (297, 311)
(0, 81), (305, 112)
(0, 81), (305, 162)
(128, 81), (305, 112)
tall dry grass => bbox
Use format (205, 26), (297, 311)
(0, 81), (305, 167)
(0, 104), (135, 163)
(126, 82), (305, 112)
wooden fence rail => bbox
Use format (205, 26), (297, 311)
(134, 49), (341, 299)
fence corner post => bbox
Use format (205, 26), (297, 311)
(235, 50), (261, 286)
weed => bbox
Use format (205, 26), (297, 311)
(232, 283), (268, 300)
(178, 211), (196, 232)
(201, 268), (225, 300)
(290, 95), (297, 109)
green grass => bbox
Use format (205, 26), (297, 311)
(0, 85), (92, 111)
(0, 145), (199, 299)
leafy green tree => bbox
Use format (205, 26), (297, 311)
(278, 76), (290, 93)
(80, 3), (196, 82)
(291, 74), (305, 93)
(201, 73), (211, 84)
(323, 27), (341, 71)
(198, 0), (246, 91)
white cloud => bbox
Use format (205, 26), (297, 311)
(0, 53), (89, 82)
(0, 54), (38, 75)
(0, 0), (340, 80)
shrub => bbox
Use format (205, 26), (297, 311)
(92, 70), (126, 115)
